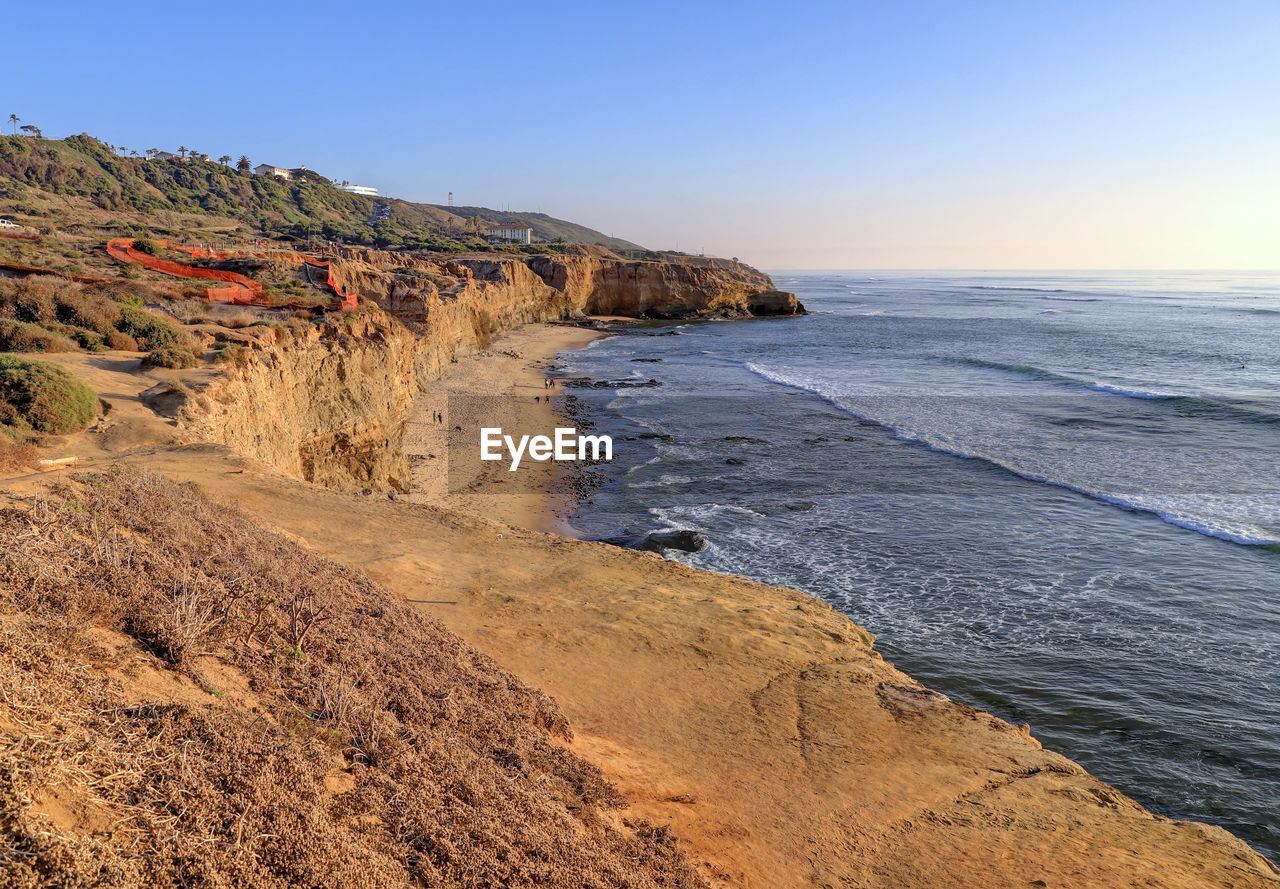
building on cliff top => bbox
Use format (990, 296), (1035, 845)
(485, 223), (533, 244)
(254, 164), (291, 179)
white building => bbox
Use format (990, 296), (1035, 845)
(337, 184), (379, 196)
(254, 164), (292, 179)
(485, 223), (533, 244)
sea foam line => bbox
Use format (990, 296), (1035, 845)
(743, 361), (1279, 547)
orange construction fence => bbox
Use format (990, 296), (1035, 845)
(0, 261), (107, 284)
(106, 238), (356, 311)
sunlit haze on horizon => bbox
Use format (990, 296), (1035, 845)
(10, 0), (1278, 269)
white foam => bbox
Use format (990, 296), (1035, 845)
(744, 362), (1280, 546)
(1090, 381), (1184, 400)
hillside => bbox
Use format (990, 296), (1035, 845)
(436, 206), (643, 251)
(0, 134), (641, 253)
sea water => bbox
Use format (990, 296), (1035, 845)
(558, 271), (1280, 862)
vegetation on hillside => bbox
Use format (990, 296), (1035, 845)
(0, 276), (188, 353)
(0, 469), (707, 888)
(0, 355), (98, 433)
(0, 134), (642, 253)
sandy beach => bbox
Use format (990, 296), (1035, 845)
(404, 323), (605, 533)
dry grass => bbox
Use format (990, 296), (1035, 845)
(0, 468), (707, 888)
(0, 433), (37, 470)
(222, 311), (259, 330)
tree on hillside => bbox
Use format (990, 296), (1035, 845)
(177, 146), (188, 159)
(8, 114), (18, 135)
(236, 155), (251, 173)
(118, 146), (128, 155)
(146, 148), (159, 158)
(18, 124), (41, 138)
(218, 155), (231, 166)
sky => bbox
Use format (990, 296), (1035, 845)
(5, 1), (1279, 269)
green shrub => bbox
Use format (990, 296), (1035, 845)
(0, 319), (77, 353)
(141, 344), (198, 369)
(0, 356), (98, 433)
(133, 238), (158, 255)
(118, 305), (187, 349)
(67, 327), (109, 351)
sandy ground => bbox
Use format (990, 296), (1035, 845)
(404, 324), (604, 533)
(4, 333), (1278, 888)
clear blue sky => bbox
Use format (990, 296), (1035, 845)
(7, 1), (1279, 268)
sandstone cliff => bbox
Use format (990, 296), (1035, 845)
(333, 249), (804, 322)
(175, 250), (799, 492)
(177, 314), (420, 491)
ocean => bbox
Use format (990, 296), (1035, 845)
(556, 271), (1280, 862)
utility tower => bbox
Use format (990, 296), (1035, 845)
(448, 191), (454, 207)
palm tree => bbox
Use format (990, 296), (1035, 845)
(218, 155), (231, 166)
(8, 114), (18, 135)
(118, 146), (128, 155)
(177, 145), (188, 158)
(237, 155), (251, 173)
(146, 148), (159, 158)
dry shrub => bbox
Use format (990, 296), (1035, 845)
(106, 329), (140, 351)
(0, 468), (708, 889)
(222, 310), (258, 329)
(213, 342), (252, 367)
(0, 277), (122, 334)
(141, 344), (199, 369)
(0, 319), (77, 353)
(0, 433), (37, 470)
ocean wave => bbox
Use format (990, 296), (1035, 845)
(952, 358), (1080, 386)
(1090, 381), (1184, 400)
(971, 285), (1074, 294)
(743, 361), (1280, 547)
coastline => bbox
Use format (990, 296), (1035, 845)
(3, 318), (1277, 887)
(404, 322), (607, 534)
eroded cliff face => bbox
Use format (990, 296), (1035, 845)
(333, 249), (804, 322)
(177, 314), (419, 492)
(176, 250), (801, 492)
(527, 255), (804, 318)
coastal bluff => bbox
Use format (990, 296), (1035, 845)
(3, 307), (1278, 887)
(333, 249), (805, 322)
(174, 251), (802, 493)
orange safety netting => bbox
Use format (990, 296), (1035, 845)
(106, 238), (357, 311)
(0, 231), (40, 242)
(0, 261), (107, 284)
